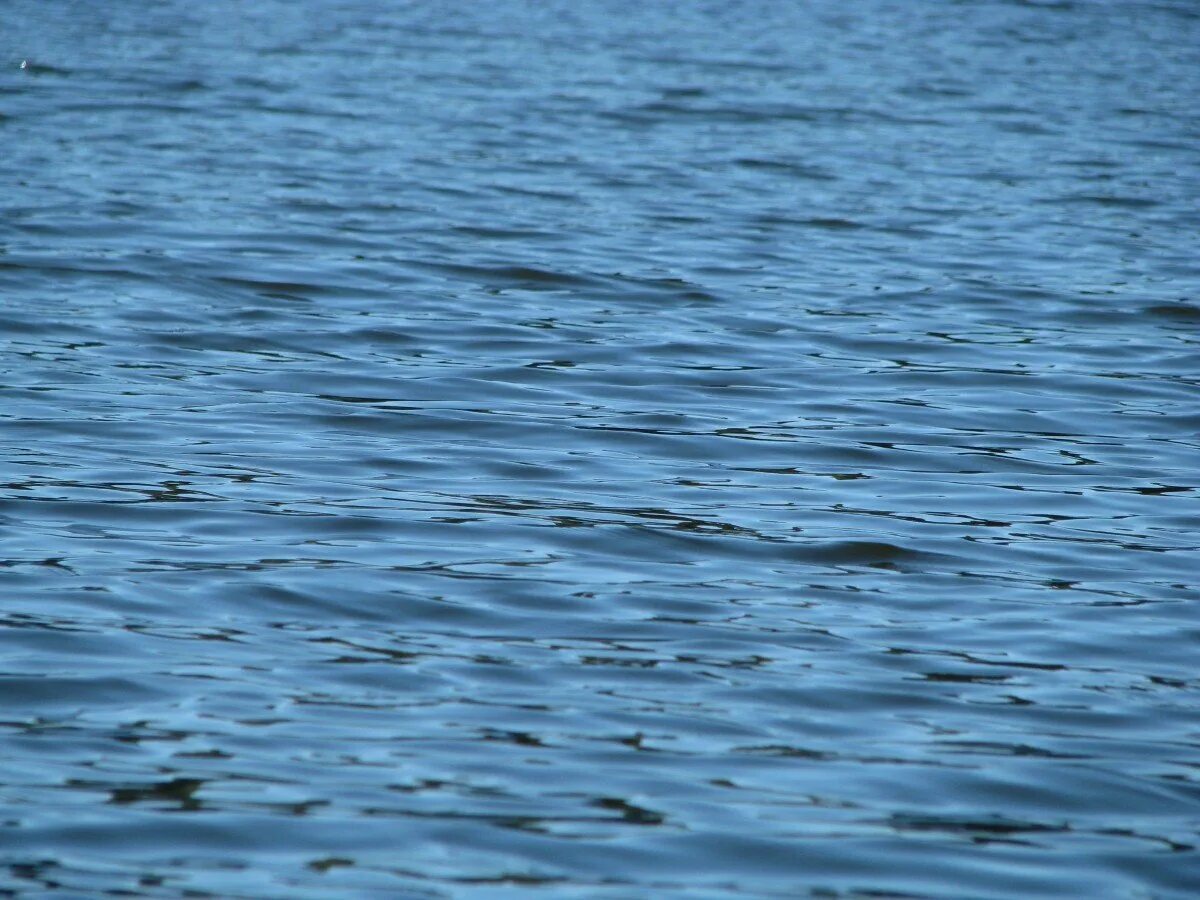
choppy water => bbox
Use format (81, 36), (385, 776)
(2, 0), (1199, 896)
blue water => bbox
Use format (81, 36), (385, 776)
(2, 1), (1199, 896)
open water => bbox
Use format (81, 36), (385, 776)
(2, 1), (1199, 896)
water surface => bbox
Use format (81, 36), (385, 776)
(2, 0), (1199, 896)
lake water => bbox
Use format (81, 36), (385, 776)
(2, 1), (1199, 896)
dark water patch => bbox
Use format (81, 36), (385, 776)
(1047, 194), (1163, 209)
(17, 60), (71, 77)
(411, 262), (601, 290)
(801, 217), (869, 231)
(1144, 302), (1200, 322)
(732, 158), (836, 180)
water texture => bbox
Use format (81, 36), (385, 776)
(2, 0), (1199, 896)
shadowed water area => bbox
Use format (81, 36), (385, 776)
(2, 0), (1199, 896)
